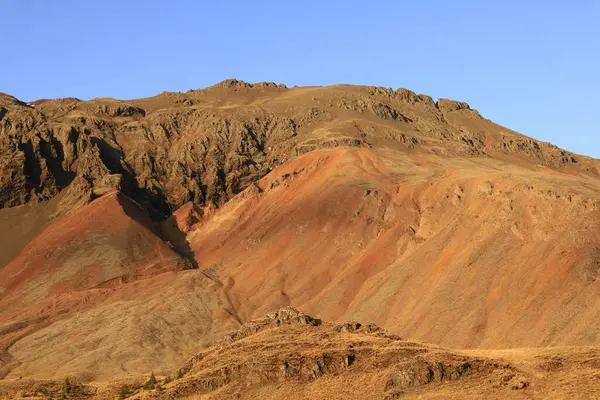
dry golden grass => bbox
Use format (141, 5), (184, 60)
(93, 308), (600, 400)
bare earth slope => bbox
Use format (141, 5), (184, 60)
(190, 147), (600, 349)
(1, 80), (600, 388)
(0, 191), (239, 380)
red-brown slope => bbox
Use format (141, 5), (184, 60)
(0, 191), (185, 315)
(187, 147), (600, 349)
(0, 191), (240, 380)
(0, 191), (65, 271)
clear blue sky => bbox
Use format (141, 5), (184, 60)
(2, 1), (599, 157)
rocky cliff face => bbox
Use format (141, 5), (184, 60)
(1, 80), (591, 221)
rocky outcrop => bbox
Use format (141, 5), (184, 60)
(0, 81), (596, 221)
(436, 98), (471, 112)
(135, 308), (534, 400)
(210, 79), (287, 90)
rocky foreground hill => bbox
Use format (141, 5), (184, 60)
(1, 308), (599, 399)
(1, 80), (600, 396)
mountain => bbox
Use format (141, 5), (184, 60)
(1, 80), (600, 393)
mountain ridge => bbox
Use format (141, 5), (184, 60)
(0, 80), (593, 223)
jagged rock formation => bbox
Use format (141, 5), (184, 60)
(1, 80), (593, 222)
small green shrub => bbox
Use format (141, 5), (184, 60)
(144, 372), (157, 390)
(62, 377), (72, 394)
